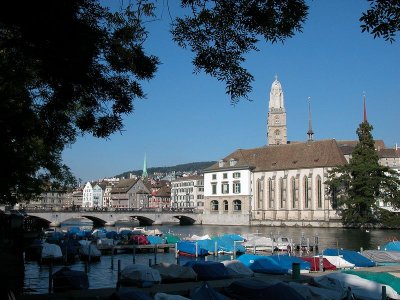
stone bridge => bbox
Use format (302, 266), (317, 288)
(27, 210), (203, 227)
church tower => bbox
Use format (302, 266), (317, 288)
(267, 76), (287, 145)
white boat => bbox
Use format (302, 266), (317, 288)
(243, 236), (291, 252)
(322, 255), (355, 269)
(311, 272), (398, 300)
(120, 264), (161, 288)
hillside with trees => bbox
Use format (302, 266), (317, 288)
(116, 161), (216, 179)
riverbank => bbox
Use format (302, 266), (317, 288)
(16, 265), (400, 300)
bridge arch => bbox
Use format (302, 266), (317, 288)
(81, 215), (107, 228)
(132, 216), (155, 226)
(174, 215), (196, 225)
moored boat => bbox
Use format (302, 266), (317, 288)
(78, 240), (101, 262)
(323, 248), (375, 267)
(311, 272), (399, 300)
(119, 263), (161, 288)
(177, 240), (209, 257)
(151, 262), (197, 283)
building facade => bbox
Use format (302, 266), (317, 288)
(110, 178), (150, 209)
(171, 175), (204, 210)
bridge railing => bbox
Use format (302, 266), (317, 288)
(23, 207), (199, 214)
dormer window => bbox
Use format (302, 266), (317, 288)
(229, 158), (237, 166)
(219, 160), (224, 167)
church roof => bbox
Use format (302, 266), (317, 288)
(205, 139), (347, 172)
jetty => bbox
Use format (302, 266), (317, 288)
(97, 243), (175, 254)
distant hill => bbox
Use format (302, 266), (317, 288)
(116, 161), (216, 179)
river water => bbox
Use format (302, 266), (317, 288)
(23, 224), (399, 294)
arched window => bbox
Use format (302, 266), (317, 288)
(223, 200), (228, 212)
(211, 200), (219, 211)
(233, 200), (242, 211)
(304, 176), (309, 209)
(291, 177), (298, 209)
(279, 177), (286, 208)
(268, 178), (274, 208)
(257, 179), (264, 209)
(317, 176), (322, 208)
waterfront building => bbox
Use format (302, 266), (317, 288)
(110, 178), (150, 209)
(26, 189), (66, 210)
(102, 182), (114, 208)
(148, 185), (171, 209)
(82, 182), (93, 208)
(92, 183), (104, 208)
(171, 175), (204, 210)
(202, 76), (399, 226)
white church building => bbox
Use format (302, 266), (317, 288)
(202, 77), (398, 227)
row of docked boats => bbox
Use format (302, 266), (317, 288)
(175, 233), (317, 257)
(25, 226), (171, 264)
(52, 254), (400, 300)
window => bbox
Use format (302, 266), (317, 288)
(212, 184), (217, 195)
(279, 178), (286, 208)
(257, 179), (264, 209)
(317, 176), (322, 208)
(233, 172), (241, 179)
(304, 176), (309, 209)
(291, 177), (298, 209)
(211, 200), (219, 211)
(221, 182), (229, 194)
(275, 129), (280, 139)
(233, 200), (242, 211)
(223, 173), (228, 179)
(223, 200), (228, 212)
(212, 174), (216, 180)
(233, 182), (241, 193)
(268, 178), (274, 208)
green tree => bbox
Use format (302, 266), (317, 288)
(1, 0), (399, 207)
(360, 0), (400, 43)
(326, 121), (400, 228)
(0, 0), (159, 205)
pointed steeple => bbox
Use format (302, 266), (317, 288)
(307, 97), (314, 141)
(363, 92), (367, 123)
(142, 153), (148, 178)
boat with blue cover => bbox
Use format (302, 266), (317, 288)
(323, 248), (375, 267)
(237, 254), (310, 275)
(176, 240), (209, 256)
(184, 261), (230, 281)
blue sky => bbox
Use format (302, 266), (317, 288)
(63, 0), (400, 182)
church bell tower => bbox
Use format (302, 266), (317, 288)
(267, 76), (287, 145)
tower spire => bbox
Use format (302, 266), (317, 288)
(363, 92), (367, 122)
(142, 153), (148, 179)
(307, 96), (314, 141)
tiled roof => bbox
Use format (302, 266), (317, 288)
(110, 178), (139, 194)
(337, 140), (386, 150)
(378, 148), (400, 158)
(173, 175), (204, 182)
(205, 139), (348, 172)
(155, 186), (171, 197)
